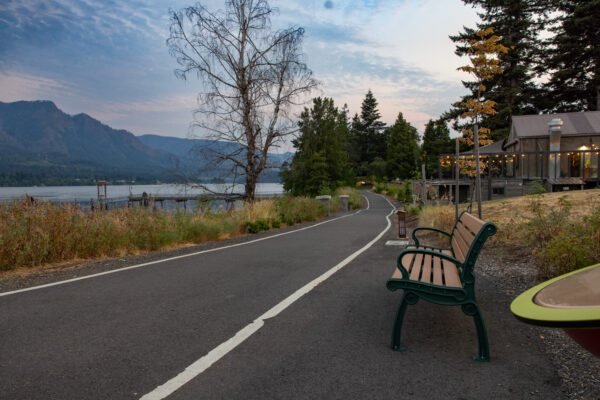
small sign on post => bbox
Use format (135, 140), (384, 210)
(397, 209), (407, 238)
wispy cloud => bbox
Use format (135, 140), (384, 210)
(0, 0), (478, 138)
(0, 71), (72, 101)
(103, 95), (197, 114)
(0, 0), (166, 39)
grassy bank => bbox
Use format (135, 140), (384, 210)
(0, 188), (363, 273)
(414, 189), (600, 278)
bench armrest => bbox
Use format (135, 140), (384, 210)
(411, 227), (452, 247)
(412, 244), (452, 252)
(395, 248), (461, 280)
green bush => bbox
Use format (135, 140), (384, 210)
(398, 181), (413, 203)
(243, 220), (270, 234)
(530, 179), (546, 195)
(405, 203), (421, 216)
(386, 186), (398, 198)
(373, 182), (386, 194)
(524, 195), (571, 246)
(524, 195), (600, 277)
(533, 225), (599, 278)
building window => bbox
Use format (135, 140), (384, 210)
(492, 187), (505, 195)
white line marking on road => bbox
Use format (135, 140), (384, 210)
(1, 208), (365, 298)
(140, 193), (395, 400)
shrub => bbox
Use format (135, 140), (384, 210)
(532, 224), (600, 278)
(243, 219), (270, 234)
(405, 203), (421, 216)
(373, 182), (386, 194)
(530, 179), (546, 195)
(275, 196), (327, 224)
(523, 194), (600, 277)
(385, 186), (398, 198)
(523, 195), (571, 246)
(396, 181), (412, 203)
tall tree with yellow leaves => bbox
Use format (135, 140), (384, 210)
(457, 27), (508, 217)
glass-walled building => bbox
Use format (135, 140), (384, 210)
(436, 111), (600, 202)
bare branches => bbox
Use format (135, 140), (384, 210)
(168, 0), (317, 200)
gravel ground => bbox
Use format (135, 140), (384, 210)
(477, 246), (600, 400)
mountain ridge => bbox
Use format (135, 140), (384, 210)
(0, 100), (291, 186)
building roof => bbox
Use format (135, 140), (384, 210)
(460, 139), (505, 155)
(512, 111), (600, 138)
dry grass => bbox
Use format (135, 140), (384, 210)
(0, 195), (337, 273)
(417, 190), (600, 241)
(0, 188), (364, 274)
(414, 189), (600, 277)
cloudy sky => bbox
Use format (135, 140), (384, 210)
(0, 0), (480, 146)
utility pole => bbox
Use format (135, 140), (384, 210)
(421, 164), (427, 206)
(455, 138), (460, 221)
(474, 115), (482, 219)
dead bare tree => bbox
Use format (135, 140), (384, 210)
(167, 0), (318, 201)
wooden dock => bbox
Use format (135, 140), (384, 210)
(127, 192), (282, 209)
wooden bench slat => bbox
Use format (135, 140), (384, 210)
(460, 212), (486, 236)
(442, 259), (462, 287)
(455, 223), (475, 249)
(401, 253), (416, 273)
(391, 268), (403, 279)
(451, 235), (467, 263)
(420, 254), (432, 283)
(432, 256), (443, 285)
(454, 223), (475, 259)
(457, 221), (476, 239)
(409, 253), (424, 281)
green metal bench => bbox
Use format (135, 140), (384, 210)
(386, 211), (498, 361)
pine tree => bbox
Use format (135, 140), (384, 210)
(281, 97), (352, 196)
(422, 119), (454, 178)
(444, 0), (543, 142)
(539, 0), (600, 111)
(456, 27), (507, 218)
(351, 90), (387, 169)
(386, 113), (420, 180)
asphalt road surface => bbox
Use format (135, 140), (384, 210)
(1, 191), (562, 399)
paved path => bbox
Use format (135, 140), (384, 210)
(1, 191), (562, 399)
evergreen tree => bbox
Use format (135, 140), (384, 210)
(386, 113), (420, 180)
(351, 90), (387, 170)
(422, 119), (453, 178)
(539, 0), (600, 112)
(281, 97), (353, 196)
(444, 0), (543, 142)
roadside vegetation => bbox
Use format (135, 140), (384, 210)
(413, 189), (600, 279)
(0, 188), (362, 273)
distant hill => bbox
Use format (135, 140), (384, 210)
(0, 100), (292, 186)
(138, 134), (293, 182)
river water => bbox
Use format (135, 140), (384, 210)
(0, 183), (284, 204)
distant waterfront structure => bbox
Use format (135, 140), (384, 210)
(434, 111), (600, 202)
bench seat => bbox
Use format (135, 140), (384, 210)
(393, 250), (462, 287)
(386, 211), (497, 361)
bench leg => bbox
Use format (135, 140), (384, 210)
(461, 303), (490, 362)
(391, 292), (419, 351)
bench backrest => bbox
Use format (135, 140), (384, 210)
(450, 211), (497, 283)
